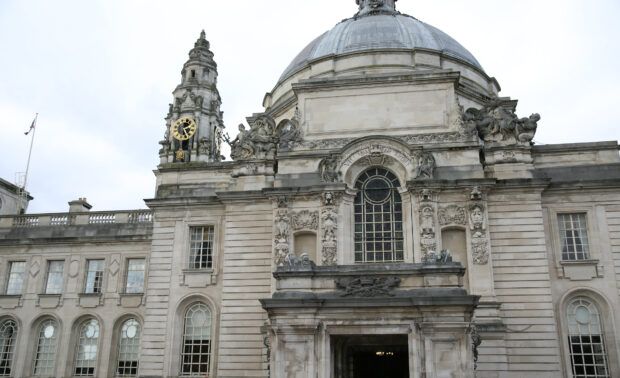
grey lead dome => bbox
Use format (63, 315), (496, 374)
(279, 13), (484, 82)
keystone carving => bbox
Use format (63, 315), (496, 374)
(463, 98), (540, 145)
(335, 276), (402, 297)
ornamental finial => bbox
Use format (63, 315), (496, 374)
(355, 0), (398, 17)
(200, 30), (206, 40)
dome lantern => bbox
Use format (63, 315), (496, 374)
(355, 0), (398, 17)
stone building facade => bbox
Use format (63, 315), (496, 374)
(1, 1), (620, 377)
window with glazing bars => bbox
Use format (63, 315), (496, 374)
(181, 303), (211, 375)
(558, 214), (590, 260)
(117, 319), (141, 376)
(45, 261), (64, 294)
(84, 260), (104, 293)
(189, 226), (214, 269)
(125, 259), (145, 293)
(6, 262), (25, 295)
(0, 320), (17, 376)
(33, 319), (58, 376)
(74, 319), (99, 376)
(354, 168), (404, 263)
(567, 297), (610, 378)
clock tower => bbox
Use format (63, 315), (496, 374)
(159, 30), (225, 164)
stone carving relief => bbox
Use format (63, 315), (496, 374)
(469, 201), (489, 265)
(319, 155), (340, 183)
(229, 114), (277, 160)
(320, 207), (338, 266)
(273, 209), (291, 267)
(470, 186), (483, 201)
(463, 98), (541, 145)
(278, 109), (303, 151)
(419, 201), (437, 258)
(291, 210), (318, 231)
(438, 205), (466, 226)
(423, 249), (453, 265)
(472, 326), (482, 371)
(335, 276), (401, 297)
(413, 151), (436, 179)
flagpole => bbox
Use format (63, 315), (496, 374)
(22, 113), (38, 191)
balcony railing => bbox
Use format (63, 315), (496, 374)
(0, 210), (153, 228)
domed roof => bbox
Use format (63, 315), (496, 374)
(279, 11), (483, 82)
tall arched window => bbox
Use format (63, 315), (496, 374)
(0, 319), (17, 376)
(566, 297), (610, 377)
(117, 318), (141, 376)
(74, 319), (100, 376)
(33, 319), (58, 376)
(181, 303), (212, 375)
(354, 168), (403, 263)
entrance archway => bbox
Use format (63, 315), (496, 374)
(332, 335), (409, 378)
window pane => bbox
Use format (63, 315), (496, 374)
(558, 214), (590, 261)
(74, 319), (99, 376)
(567, 297), (610, 378)
(353, 168), (403, 263)
(45, 261), (64, 294)
(181, 303), (212, 374)
(0, 320), (17, 376)
(117, 319), (141, 377)
(33, 319), (58, 376)
(189, 226), (214, 269)
(6, 262), (25, 295)
(84, 260), (104, 294)
(125, 259), (145, 294)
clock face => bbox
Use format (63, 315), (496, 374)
(172, 117), (197, 141)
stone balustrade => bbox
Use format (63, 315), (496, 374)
(0, 210), (153, 228)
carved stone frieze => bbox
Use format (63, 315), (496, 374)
(291, 210), (318, 231)
(320, 207), (338, 266)
(463, 98), (540, 145)
(335, 276), (401, 297)
(228, 114), (277, 160)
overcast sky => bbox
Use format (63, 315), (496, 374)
(0, 0), (618, 214)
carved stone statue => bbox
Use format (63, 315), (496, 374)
(464, 99), (541, 145)
(319, 156), (340, 183)
(420, 206), (434, 233)
(321, 208), (338, 265)
(228, 114), (277, 160)
(415, 152), (436, 179)
(278, 118), (303, 150)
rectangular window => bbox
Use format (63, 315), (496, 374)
(84, 260), (104, 294)
(189, 226), (214, 269)
(558, 213), (590, 261)
(6, 262), (26, 295)
(125, 259), (145, 294)
(45, 261), (64, 294)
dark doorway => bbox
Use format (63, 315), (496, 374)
(332, 335), (409, 378)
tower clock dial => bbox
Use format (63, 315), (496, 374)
(172, 117), (197, 141)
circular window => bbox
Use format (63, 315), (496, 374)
(575, 306), (591, 325)
(126, 324), (137, 338)
(364, 177), (391, 203)
(44, 324), (55, 339)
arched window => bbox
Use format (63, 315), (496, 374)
(181, 303), (212, 375)
(33, 319), (58, 376)
(566, 297), (610, 377)
(117, 318), (141, 376)
(74, 319), (100, 376)
(0, 319), (17, 376)
(354, 168), (403, 263)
